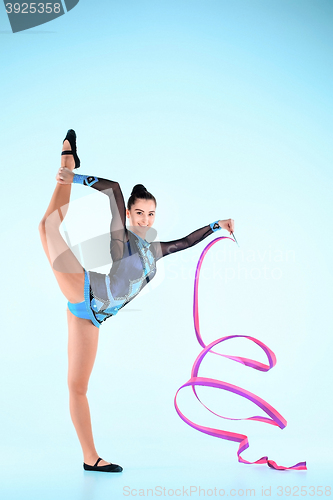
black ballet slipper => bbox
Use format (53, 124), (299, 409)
(83, 457), (123, 473)
(61, 128), (80, 169)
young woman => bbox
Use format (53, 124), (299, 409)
(38, 130), (235, 473)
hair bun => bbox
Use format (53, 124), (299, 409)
(127, 184), (156, 211)
(131, 184), (147, 196)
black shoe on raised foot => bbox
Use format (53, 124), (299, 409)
(83, 457), (123, 473)
(62, 129), (80, 169)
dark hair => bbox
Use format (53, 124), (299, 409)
(127, 184), (157, 210)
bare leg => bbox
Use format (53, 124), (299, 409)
(67, 308), (111, 466)
(38, 140), (85, 303)
(40, 136), (113, 467)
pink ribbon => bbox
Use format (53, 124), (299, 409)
(174, 236), (307, 471)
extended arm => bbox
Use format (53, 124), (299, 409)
(71, 172), (128, 261)
(151, 221), (221, 261)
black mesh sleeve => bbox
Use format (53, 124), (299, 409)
(73, 174), (128, 261)
(150, 224), (214, 261)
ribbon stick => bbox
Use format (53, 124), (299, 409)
(231, 231), (240, 247)
(174, 236), (307, 471)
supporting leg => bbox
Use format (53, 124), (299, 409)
(67, 307), (111, 467)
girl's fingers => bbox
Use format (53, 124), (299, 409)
(56, 173), (64, 183)
(220, 219), (235, 234)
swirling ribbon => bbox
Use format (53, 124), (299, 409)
(174, 236), (307, 471)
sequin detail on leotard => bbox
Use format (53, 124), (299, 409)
(86, 230), (156, 326)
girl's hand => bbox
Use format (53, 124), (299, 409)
(56, 167), (74, 184)
(219, 219), (235, 234)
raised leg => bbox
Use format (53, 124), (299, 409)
(38, 140), (85, 303)
(67, 308), (111, 467)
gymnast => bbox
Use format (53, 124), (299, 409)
(38, 129), (235, 473)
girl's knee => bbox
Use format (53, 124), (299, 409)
(68, 379), (88, 396)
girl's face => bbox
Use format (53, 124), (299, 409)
(126, 199), (156, 236)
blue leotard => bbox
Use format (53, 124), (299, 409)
(68, 173), (221, 327)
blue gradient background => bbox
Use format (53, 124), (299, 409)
(0, 1), (332, 498)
